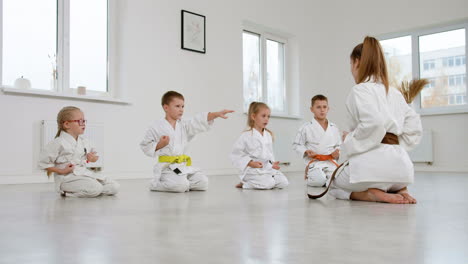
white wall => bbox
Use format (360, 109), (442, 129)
(0, 0), (309, 184)
(300, 0), (468, 173)
(1, 0), (467, 185)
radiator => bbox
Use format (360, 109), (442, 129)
(41, 120), (104, 169)
(408, 129), (433, 165)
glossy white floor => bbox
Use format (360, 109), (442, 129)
(0, 172), (467, 264)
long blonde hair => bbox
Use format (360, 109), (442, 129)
(55, 106), (81, 138)
(350, 36), (389, 93)
(246, 102), (273, 137)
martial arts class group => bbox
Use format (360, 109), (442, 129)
(40, 36), (421, 204)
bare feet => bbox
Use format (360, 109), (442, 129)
(397, 188), (417, 204)
(367, 188), (409, 204)
(235, 182), (243, 188)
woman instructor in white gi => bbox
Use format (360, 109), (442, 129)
(329, 36), (423, 204)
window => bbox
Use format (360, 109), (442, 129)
(380, 23), (468, 115)
(380, 36), (412, 88)
(449, 57), (454, 67)
(70, 0), (108, 93)
(419, 29), (466, 109)
(2, 0), (57, 90)
(266, 39), (286, 113)
(426, 78), (436, 88)
(242, 31), (261, 109)
(1, 0), (109, 95)
(450, 94), (466, 105)
(423, 59), (435, 71)
(442, 55), (466, 68)
(242, 29), (287, 114)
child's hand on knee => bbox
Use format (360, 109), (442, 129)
(272, 161), (280, 170)
(60, 164), (74, 175)
(248, 161), (263, 168)
(86, 152), (99, 162)
(305, 150), (316, 158)
(331, 149), (340, 159)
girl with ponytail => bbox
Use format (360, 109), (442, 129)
(328, 36), (423, 204)
(230, 102), (289, 189)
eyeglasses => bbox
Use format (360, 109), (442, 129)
(66, 119), (87, 126)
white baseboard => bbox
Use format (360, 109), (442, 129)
(0, 175), (54, 185)
(414, 166), (468, 173)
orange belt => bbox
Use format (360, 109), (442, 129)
(304, 154), (339, 180)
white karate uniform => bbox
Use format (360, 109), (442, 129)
(293, 120), (341, 187)
(329, 81), (422, 200)
(231, 129), (289, 189)
(38, 131), (119, 198)
(140, 112), (212, 193)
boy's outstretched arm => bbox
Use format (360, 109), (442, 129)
(207, 109), (234, 121)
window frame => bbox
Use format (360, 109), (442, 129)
(242, 25), (289, 116)
(379, 20), (468, 116)
(0, 0), (115, 101)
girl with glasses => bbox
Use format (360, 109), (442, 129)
(39, 106), (119, 197)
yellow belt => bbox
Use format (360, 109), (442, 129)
(158, 155), (192, 166)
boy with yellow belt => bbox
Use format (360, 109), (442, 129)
(140, 91), (233, 192)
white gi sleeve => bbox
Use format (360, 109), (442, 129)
(399, 103), (423, 151)
(292, 124), (308, 158)
(230, 134), (252, 172)
(182, 112), (213, 141)
(38, 140), (61, 169)
(140, 125), (161, 158)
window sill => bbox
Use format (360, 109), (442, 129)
(417, 106), (468, 116)
(1, 87), (131, 105)
(243, 112), (302, 120)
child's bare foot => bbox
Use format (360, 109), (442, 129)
(235, 182), (243, 188)
(367, 188), (409, 204)
(397, 188), (417, 204)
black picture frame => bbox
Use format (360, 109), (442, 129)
(181, 10), (206, 53)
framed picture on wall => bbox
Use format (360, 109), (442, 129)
(181, 10), (206, 53)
